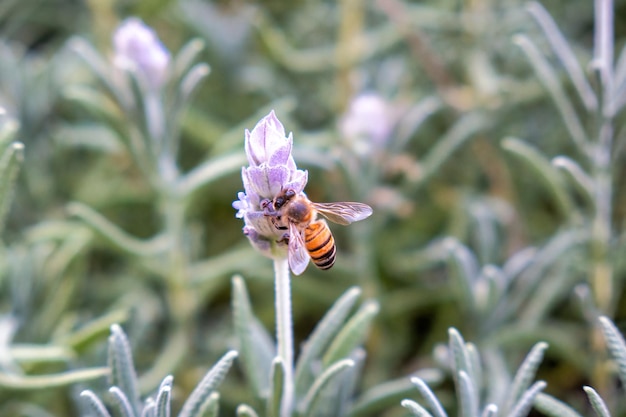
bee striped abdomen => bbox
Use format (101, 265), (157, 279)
(305, 221), (336, 270)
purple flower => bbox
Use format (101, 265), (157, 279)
(339, 93), (395, 155)
(233, 111), (308, 258)
(113, 18), (170, 90)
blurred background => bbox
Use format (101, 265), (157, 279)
(1, 0), (625, 416)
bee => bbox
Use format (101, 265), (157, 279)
(263, 188), (373, 275)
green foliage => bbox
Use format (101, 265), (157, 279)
(0, 0), (626, 416)
(80, 325), (236, 417)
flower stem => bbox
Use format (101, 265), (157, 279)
(274, 257), (294, 417)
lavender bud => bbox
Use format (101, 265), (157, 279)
(113, 18), (170, 90)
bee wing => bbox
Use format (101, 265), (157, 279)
(288, 222), (310, 275)
(312, 202), (373, 225)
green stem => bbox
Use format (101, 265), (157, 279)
(274, 257), (294, 417)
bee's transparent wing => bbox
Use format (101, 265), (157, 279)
(288, 223), (310, 275)
(312, 202), (373, 225)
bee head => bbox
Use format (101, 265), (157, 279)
(274, 188), (297, 210)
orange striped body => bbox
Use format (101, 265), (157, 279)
(304, 220), (336, 270)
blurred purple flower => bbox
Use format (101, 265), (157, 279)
(233, 111), (308, 257)
(340, 93), (395, 155)
(113, 18), (170, 90)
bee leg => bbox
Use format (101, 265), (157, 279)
(277, 232), (290, 245)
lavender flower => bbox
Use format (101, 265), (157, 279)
(233, 111), (308, 259)
(113, 18), (170, 90)
(339, 93), (395, 155)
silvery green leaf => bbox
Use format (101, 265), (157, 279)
(409, 377), (448, 417)
(180, 63), (210, 102)
(582, 386), (611, 417)
(501, 138), (573, 219)
(458, 371), (478, 417)
(155, 376), (173, 417)
(300, 359), (354, 417)
(109, 386), (136, 417)
(448, 328), (473, 380)
(80, 390), (113, 417)
(513, 36), (589, 152)
(526, 2), (597, 111)
(194, 392), (219, 417)
(68, 37), (128, 107)
(509, 381), (546, 417)
(419, 113), (487, 184)
(481, 404), (497, 417)
(0, 367), (109, 389)
(266, 358), (285, 417)
(142, 398), (156, 417)
(321, 301), (379, 367)
(295, 286), (362, 397)
(172, 39), (205, 80)
(465, 344), (482, 393)
(178, 350), (237, 417)
(236, 404), (259, 417)
(107, 325), (141, 415)
(68, 202), (170, 257)
(533, 393), (584, 417)
(335, 348), (366, 417)
(401, 399), (434, 417)
(551, 156), (594, 207)
(231, 276), (274, 398)
(348, 375), (428, 417)
(598, 316), (626, 389)
(0, 141), (22, 235)
(392, 96), (443, 152)
(443, 239), (478, 309)
(177, 153), (248, 197)
(502, 342), (548, 415)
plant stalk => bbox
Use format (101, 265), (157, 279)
(274, 257), (294, 417)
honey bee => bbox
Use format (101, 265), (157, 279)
(263, 188), (373, 275)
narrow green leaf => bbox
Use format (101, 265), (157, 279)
(401, 399), (434, 417)
(0, 367), (109, 389)
(173, 39), (205, 80)
(68, 202), (170, 256)
(448, 328), (473, 379)
(142, 398), (156, 417)
(295, 286), (362, 397)
(178, 153), (248, 197)
(502, 342), (548, 415)
(598, 316), (626, 389)
(458, 371), (478, 417)
(301, 359), (354, 417)
(481, 404), (498, 417)
(155, 376), (173, 417)
(194, 391), (220, 417)
(583, 386), (611, 417)
(109, 386), (136, 417)
(267, 358), (285, 417)
(513, 36), (588, 152)
(526, 2), (597, 111)
(322, 301), (378, 367)
(444, 239), (478, 310)
(509, 381), (546, 417)
(501, 138), (573, 219)
(236, 404), (259, 417)
(420, 113), (487, 184)
(180, 63), (210, 102)
(108, 324), (141, 415)
(410, 377), (448, 417)
(348, 373), (418, 416)
(178, 350), (238, 417)
(80, 390), (113, 417)
(533, 393), (584, 417)
(232, 276), (274, 397)
(0, 141), (22, 234)
(465, 344), (482, 393)
(552, 156), (594, 207)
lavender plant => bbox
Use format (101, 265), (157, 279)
(402, 328), (547, 417)
(79, 324), (237, 417)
